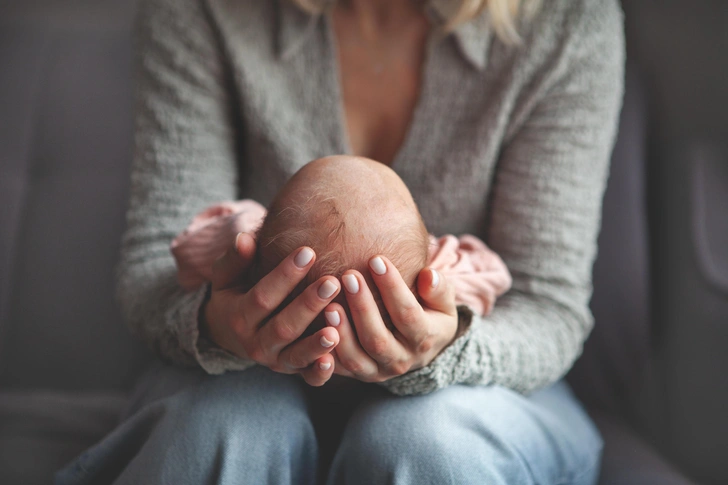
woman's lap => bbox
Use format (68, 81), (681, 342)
(330, 380), (602, 485)
(55, 364), (602, 485)
(55, 364), (318, 485)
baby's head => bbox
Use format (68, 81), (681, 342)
(252, 156), (429, 318)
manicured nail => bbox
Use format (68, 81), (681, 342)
(342, 274), (359, 294)
(234, 232), (243, 253)
(294, 247), (314, 268)
(318, 280), (338, 299)
(430, 269), (440, 288)
(319, 361), (332, 371)
(369, 256), (387, 275)
(325, 311), (340, 327)
(320, 336), (335, 348)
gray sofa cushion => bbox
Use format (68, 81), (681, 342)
(593, 411), (697, 485)
(0, 2), (150, 392)
(0, 390), (127, 485)
(567, 64), (651, 419)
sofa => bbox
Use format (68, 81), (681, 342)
(1, 1), (726, 484)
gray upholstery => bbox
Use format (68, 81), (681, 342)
(0, 1), (724, 484)
(568, 63), (652, 419)
(592, 411), (695, 485)
(0, 389), (127, 485)
(0, 1), (150, 392)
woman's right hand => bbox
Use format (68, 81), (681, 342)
(202, 232), (341, 386)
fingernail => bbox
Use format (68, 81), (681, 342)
(318, 280), (338, 299)
(325, 311), (340, 326)
(320, 336), (335, 348)
(319, 361), (332, 371)
(342, 274), (359, 294)
(430, 269), (440, 288)
(369, 256), (387, 275)
(294, 247), (314, 268)
(234, 232), (243, 253)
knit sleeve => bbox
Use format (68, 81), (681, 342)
(117, 0), (255, 373)
(381, 0), (625, 395)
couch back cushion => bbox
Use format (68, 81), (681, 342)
(0, 1), (150, 392)
(566, 64), (652, 417)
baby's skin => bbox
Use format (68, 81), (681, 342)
(172, 156), (512, 323)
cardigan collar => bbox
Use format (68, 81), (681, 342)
(276, 0), (493, 71)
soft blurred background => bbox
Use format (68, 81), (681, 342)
(1, 1), (727, 484)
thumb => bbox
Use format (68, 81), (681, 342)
(417, 268), (457, 315)
(211, 232), (256, 290)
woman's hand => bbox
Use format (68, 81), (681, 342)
(326, 256), (459, 383)
(202, 233), (342, 386)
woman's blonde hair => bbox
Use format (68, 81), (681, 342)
(291, 0), (541, 44)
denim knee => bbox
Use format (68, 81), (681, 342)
(172, 369), (313, 444)
(58, 366), (319, 485)
(328, 383), (602, 485)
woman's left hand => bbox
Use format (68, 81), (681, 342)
(326, 256), (459, 383)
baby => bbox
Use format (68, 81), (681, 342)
(172, 156), (511, 322)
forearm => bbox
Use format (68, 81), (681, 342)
(118, 0), (254, 372)
(380, 289), (592, 396)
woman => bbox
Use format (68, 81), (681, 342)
(57, 0), (624, 483)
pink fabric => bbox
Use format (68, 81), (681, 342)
(171, 200), (512, 316)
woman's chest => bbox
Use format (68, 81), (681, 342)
(222, 12), (513, 237)
(331, 8), (430, 167)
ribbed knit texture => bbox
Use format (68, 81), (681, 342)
(119, 0), (624, 395)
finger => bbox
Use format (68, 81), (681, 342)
(300, 354), (335, 387)
(323, 302), (380, 380)
(331, 352), (356, 378)
(278, 326), (339, 371)
(417, 268), (457, 316)
(368, 256), (427, 343)
(211, 232), (257, 289)
(242, 246), (316, 326)
(257, 276), (340, 356)
(341, 270), (406, 367)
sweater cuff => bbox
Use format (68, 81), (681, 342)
(169, 283), (257, 375)
(379, 305), (492, 395)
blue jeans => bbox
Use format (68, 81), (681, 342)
(55, 364), (602, 485)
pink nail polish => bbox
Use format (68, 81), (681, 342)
(325, 311), (340, 327)
(294, 247), (314, 268)
(343, 274), (359, 294)
(369, 256), (386, 275)
(318, 280), (338, 299)
(430, 269), (440, 288)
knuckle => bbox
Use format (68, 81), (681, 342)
(302, 291), (323, 314)
(398, 304), (422, 327)
(341, 358), (364, 377)
(389, 360), (410, 377)
(287, 352), (308, 369)
(416, 336), (434, 355)
(272, 321), (297, 343)
(229, 314), (247, 333)
(364, 335), (390, 358)
(250, 288), (276, 313)
(247, 346), (265, 364)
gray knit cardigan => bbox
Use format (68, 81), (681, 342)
(119, 0), (624, 395)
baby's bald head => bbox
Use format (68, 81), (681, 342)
(254, 156), (429, 307)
